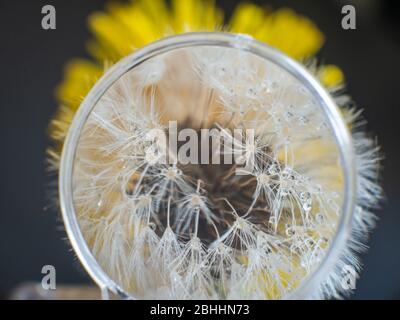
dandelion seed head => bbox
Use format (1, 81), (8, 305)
(69, 45), (381, 300)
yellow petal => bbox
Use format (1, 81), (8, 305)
(254, 8), (324, 60)
(88, 10), (135, 57)
(319, 64), (345, 88)
(56, 59), (103, 109)
(229, 3), (267, 35)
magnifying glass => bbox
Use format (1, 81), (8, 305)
(59, 33), (357, 300)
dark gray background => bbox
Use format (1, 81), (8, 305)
(0, 0), (399, 299)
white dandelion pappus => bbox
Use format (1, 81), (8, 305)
(68, 41), (381, 300)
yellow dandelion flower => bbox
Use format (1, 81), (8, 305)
(52, 1), (382, 301)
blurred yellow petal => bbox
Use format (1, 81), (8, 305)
(254, 9), (324, 60)
(229, 3), (267, 35)
(56, 59), (103, 109)
(319, 64), (345, 88)
(86, 39), (117, 63)
(108, 3), (162, 47)
(172, 0), (201, 32)
(171, 0), (222, 32)
(137, 0), (170, 35)
(88, 11), (135, 57)
(203, 0), (224, 30)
